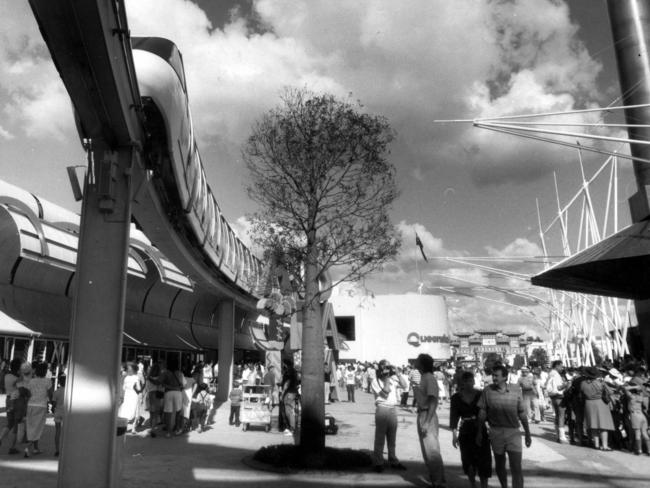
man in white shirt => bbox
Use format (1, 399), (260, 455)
(545, 361), (569, 443)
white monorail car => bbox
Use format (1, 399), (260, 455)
(132, 37), (261, 294)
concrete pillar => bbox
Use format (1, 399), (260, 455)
(216, 299), (235, 402)
(58, 146), (133, 488)
(608, 0), (650, 364)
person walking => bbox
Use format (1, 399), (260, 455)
(476, 364), (531, 488)
(517, 367), (540, 423)
(51, 375), (65, 456)
(22, 363), (52, 457)
(450, 371), (491, 488)
(145, 360), (165, 437)
(370, 359), (408, 473)
(281, 362), (299, 436)
(409, 365), (422, 409)
(262, 365), (279, 407)
(119, 362), (143, 434)
(160, 357), (186, 437)
(398, 367), (410, 408)
(191, 382), (212, 432)
(624, 374), (650, 455)
(413, 353), (446, 488)
(345, 364), (356, 403)
(324, 362), (331, 404)
(546, 360), (569, 443)
(0, 358), (22, 454)
(24, 362), (52, 457)
(228, 380), (243, 427)
(581, 366), (615, 451)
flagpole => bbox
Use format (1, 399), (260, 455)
(415, 242), (421, 294)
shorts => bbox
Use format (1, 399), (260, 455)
(630, 412), (648, 431)
(163, 390), (183, 413)
(489, 427), (522, 454)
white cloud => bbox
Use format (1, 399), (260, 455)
(0, 1), (76, 141)
(2, 0), (604, 186)
(230, 215), (253, 248)
(485, 237), (543, 258)
(0, 125), (13, 140)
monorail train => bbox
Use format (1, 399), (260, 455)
(131, 37), (262, 296)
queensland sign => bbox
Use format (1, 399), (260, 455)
(407, 332), (450, 347)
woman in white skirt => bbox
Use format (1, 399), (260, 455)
(24, 362), (52, 457)
(119, 362), (143, 434)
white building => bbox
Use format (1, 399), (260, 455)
(331, 288), (451, 366)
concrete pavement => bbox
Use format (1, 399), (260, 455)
(2, 389), (650, 487)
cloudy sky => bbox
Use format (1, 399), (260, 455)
(0, 0), (637, 337)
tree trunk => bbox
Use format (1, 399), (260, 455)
(298, 243), (325, 452)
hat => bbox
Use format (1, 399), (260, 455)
(584, 366), (599, 378)
(520, 366), (530, 371)
(608, 368), (622, 379)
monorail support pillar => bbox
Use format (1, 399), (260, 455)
(216, 299), (235, 402)
(608, 0), (650, 364)
(58, 144), (133, 488)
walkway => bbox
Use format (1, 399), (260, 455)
(1, 389), (649, 487)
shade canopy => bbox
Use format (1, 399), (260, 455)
(0, 310), (40, 337)
(531, 220), (650, 300)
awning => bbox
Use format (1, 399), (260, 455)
(124, 311), (200, 351)
(0, 310), (41, 337)
(531, 220), (650, 300)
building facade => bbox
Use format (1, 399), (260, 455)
(451, 330), (530, 365)
(331, 289), (452, 366)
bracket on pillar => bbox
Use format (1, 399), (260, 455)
(97, 151), (118, 213)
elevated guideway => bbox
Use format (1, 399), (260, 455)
(27, 2), (266, 486)
(29, 0), (262, 308)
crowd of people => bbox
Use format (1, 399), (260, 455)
(1, 353), (649, 488)
(354, 356), (649, 488)
(0, 358), (64, 457)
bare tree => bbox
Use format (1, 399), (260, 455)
(243, 88), (400, 453)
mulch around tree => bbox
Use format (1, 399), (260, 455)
(246, 444), (373, 473)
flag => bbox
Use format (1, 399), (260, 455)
(415, 232), (428, 262)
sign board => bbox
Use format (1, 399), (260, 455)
(482, 338), (496, 346)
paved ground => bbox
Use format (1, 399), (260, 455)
(2, 390), (650, 487)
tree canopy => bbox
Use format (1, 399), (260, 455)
(244, 88), (400, 292)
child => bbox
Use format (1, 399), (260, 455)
(228, 380), (243, 427)
(624, 377), (649, 455)
(51, 375), (66, 456)
(191, 383), (212, 433)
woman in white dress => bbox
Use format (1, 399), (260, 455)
(181, 366), (195, 432)
(119, 362), (143, 433)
